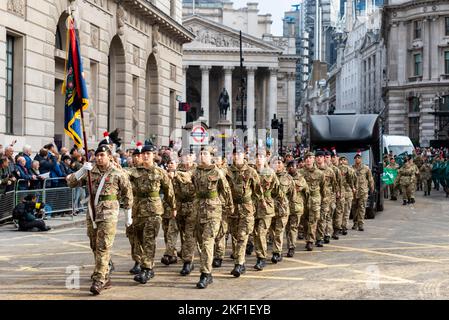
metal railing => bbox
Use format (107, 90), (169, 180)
(0, 177), (88, 224)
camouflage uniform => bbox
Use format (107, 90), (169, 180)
(338, 163), (356, 232)
(254, 166), (281, 260)
(192, 164), (234, 275)
(414, 155), (424, 191)
(316, 165), (337, 242)
(396, 162), (418, 202)
(214, 165), (230, 262)
(420, 162), (433, 195)
(67, 163), (133, 285)
(128, 165), (176, 270)
(328, 164), (342, 237)
(286, 171), (309, 250)
(352, 163), (374, 228)
(270, 170), (296, 256)
(410, 163), (420, 201)
(226, 161), (262, 265)
(162, 200), (179, 257)
(386, 163), (400, 200)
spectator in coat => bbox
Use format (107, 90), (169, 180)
(16, 156), (37, 190)
(29, 160), (44, 190)
(22, 145), (33, 170)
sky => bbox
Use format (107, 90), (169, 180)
(230, 0), (301, 36)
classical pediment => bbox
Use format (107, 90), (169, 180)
(183, 15), (282, 53)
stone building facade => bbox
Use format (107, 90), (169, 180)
(382, 0), (449, 146)
(0, 0), (193, 152)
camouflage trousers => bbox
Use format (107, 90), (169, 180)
(423, 179), (432, 194)
(134, 215), (162, 269)
(285, 211), (302, 249)
(401, 183), (414, 201)
(326, 196), (337, 236)
(298, 213), (307, 238)
(333, 195), (346, 231)
(353, 193), (368, 228)
(389, 184), (398, 199)
(269, 214), (289, 254)
(341, 191), (353, 229)
(87, 218), (117, 284)
(197, 217), (221, 274)
(303, 196), (321, 243)
(162, 216), (179, 257)
(317, 196), (332, 241)
(176, 202), (198, 263)
(126, 224), (142, 263)
(228, 202), (255, 265)
(254, 215), (274, 259)
(214, 213), (228, 260)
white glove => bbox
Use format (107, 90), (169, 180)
(125, 209), (133, 227)
(74, 162), (93, 180)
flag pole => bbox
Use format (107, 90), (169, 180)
(67, 10), (97, 222)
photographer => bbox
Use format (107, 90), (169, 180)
(13, 195), (51, 232)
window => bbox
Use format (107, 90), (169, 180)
(414, 20), (422, 39)
(170, 64), (176, 81)
(6, 36), (14, 134)
(446, 17), (449, 36)
(408, 117), (419, 145)
(409, 97), (420, 113)
(414, 53), (422, 77)
(445, 51), (449, 74)
(441, 95), (449, 111)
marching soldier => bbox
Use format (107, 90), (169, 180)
(299, 152), (325, 251)
(396, 155), (419, 205)
(414, 152), (424, 191)
(192, 147), (234, 289)
(253, 150), (281, 270)
(226, 147), (262, 276)
(420, 157), (433, 196)
(178, 149), (197, 173)
(386, 157), (400, 201)
(129, 145), (177, 284)
(125, 143), (144, 275)
(161, 157), (180, 266)
(270, 156), (296, 262)
(338, 155), (356, 235)
(67, 144), (133, 295)
(315, 151), (337, 247)
(286, 160), (309, 257)
(326, 150), (342, 241)
(352, 151), (374, 231)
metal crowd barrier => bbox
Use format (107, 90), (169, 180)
(0, 177), (88, 224)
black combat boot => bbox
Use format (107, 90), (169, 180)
(246, 241), (254, 255)
(254, 258), (266, 271)
(324, 236), (331, 244)
(315, 240), (324, 247)
(212, 258), (223, 268)
(168, 256), (178, 264)
(129, 262), (141, 275)
(231, 264), (243, 277)
(410, 198), (415, 204)
(180, 262), (194, 276)
(196, 273), (213, 289)
(297, 232), (304, 240)
(161, 255), (171, 265)
(341, 228), (348, 235)
(306, 242), (313, 251)
(358, 226), (364, 231)
(352, 224), (357, 230)
(403, 199), (407, 205)
(287, 247), (295, 257)
(271, 253), (281, 264)
(424, 191), (427, 196)
(103, 278), (112, 290)
(89, 280), (104, 295)
(332, 230), (340, 240)
(134, 268), (154, 284)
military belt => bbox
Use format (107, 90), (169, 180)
(263, 191), (272, 198)
(136, 191), (160, 199)
(234, 195), (252, 204)
(196, 191), (218, 199)
(99, 195), (118, 201)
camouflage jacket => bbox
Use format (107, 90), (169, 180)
(318, 165), (338, 200)
(289, 171), (309, 215)
(67, 163), (133, 222)
(275, 170), (296, 217)
(353, 164), (374, 197)
(300, 166), (325, 200)
(256, 165), (282, 218)
(192, 164), (234, 219)
(414, 156), (424, 168)
(397, 163), (419, 185)
(178, 162), (197, 173)
(339, 164), (356, 193)
(330, 164), (343, 195)
(128, 164), (176, 218)
(226, 162), (263, 206)
(420, 163), (433, 180)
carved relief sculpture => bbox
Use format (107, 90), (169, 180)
(117, 3), (126, 36)
(7, 0), (26, 17)
(152, 25), (160, 54)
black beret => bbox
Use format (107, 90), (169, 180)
(98, 139), (112, 148)
(324, 150), (332, 156)
(286, 160), (297, 168)
(142, 145), (157, 153)
(315, 150), (325, 157)
(95, 145), (111, 155)
(132, 148), (141, 156)
(62, 155), (72, 162)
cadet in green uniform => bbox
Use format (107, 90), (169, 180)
(386, 157), (400, 201)
(192, 147), (234, 289)
(352, 151), (374, 231)
(326, 150), (342, 241)
(338, 156), (356, 235)
(67, 145), (133, 295)
(420, 157), (433, 196)
(226, 147), (262, 276)
(396, 155), (418, 205)
(130, 145), (177, 284)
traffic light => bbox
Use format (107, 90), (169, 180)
(278, 119), (284, 141)
(271, 114), (279, 129)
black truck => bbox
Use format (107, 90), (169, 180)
(309, 114), (384, 218)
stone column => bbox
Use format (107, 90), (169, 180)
(223, 66), (234, 123)
(266, 67), (278, 128)
(287, 72), (296, 146)
(181, 66), (188, 127)
(200, 65), (211, 125)
(246, 67), (256, 144)
(422, 18), (430, 81)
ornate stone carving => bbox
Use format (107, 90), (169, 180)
(273, 37), (289, 49)
(152, 25), (160, 54)
(187, 25), (256, 48)
(116, 3), (126, 36)
(91, 24), (100, 50)
(7, 0), (26, 17)
(133, 45), (139, 66)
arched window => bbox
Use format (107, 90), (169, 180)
(55, 25), (63, 50)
